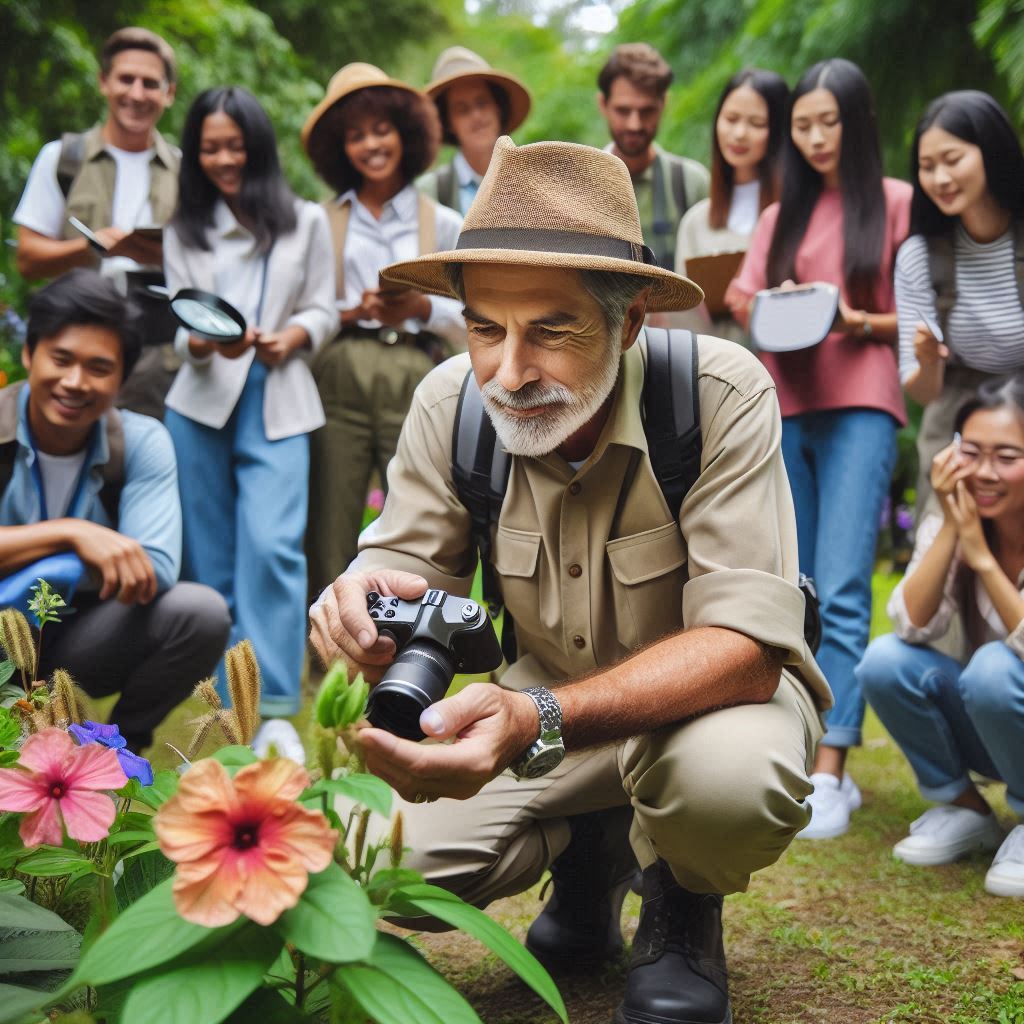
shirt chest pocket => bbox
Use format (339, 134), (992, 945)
(492, 525), (553, 639)
(606, 522), (688, 651)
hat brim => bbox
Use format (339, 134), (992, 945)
(381, 249), (704, 313)
(302, 78), (422, 153)
(427, 71), (531, 134)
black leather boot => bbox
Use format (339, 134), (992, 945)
(525, 806), (638, 968)
(613, 859), (732, 1024)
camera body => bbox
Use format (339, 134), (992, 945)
(364, 588), (503, 741)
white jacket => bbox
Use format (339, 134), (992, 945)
(163, 199), (336, 440)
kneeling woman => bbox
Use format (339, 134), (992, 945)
(163, 87), (336, 756)
(857, 377), (1024, 897)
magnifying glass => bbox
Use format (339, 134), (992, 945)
(147, 285), (247, 343)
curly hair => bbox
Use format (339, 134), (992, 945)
(307, 87), (441, 195)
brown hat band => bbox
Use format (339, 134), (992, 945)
(455, 227), (657, 267)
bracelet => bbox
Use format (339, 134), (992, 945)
(860, 313), (873, 337)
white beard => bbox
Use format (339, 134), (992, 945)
(480, 341), (621, 458)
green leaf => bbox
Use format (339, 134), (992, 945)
(119, 769), (179, 810)
(0, 680), (23, 709)
(71, 877), (239, 988)
(0, 750), (18, 766)
(209, 746), (258, 770)
(0, 878), (25, 895)
(333, 932), (482, 1024)
(114, 848), (176, 911)
(119, 924), (282, 1024)
(0, 659), (15, 686)
(365, 867), (424, 903)
(306, 774), (393, 818)
(107, 830), (157, 845)
(0, 814), (23, 868)
(16, 846), (94, 878)
(226, 987), (308, 1023)
(386, 883), (567, 1023)
(0, 981), (61, 1024)
(275, 861), (376, 963)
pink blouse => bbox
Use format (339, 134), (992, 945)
(728, 177), (912, 425)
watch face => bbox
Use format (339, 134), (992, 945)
(522, 746), (565, 779)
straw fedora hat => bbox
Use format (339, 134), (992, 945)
(302, 62), (420, 154)
(426, 47), (531, 136)
(381, 136), (703, 313)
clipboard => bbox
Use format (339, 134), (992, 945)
(684, 251), (745, 317)
(750, 283), (840, 352)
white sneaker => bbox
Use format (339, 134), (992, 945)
(252, 718), (306, 765)
(985, 824), (1024, 897)
(893, 804), (1004, 866)
(797, 772), (862, 840)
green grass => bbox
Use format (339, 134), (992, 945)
(88, 571), (1024, 1023)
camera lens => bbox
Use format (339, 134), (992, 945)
(366, 640), (457, 741)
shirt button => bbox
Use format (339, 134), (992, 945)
(573, 635), (586, 649)
(569, 482), (582, 496)
(568, 563), (582, 578)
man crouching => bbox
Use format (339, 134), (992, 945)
(310, 136), (830, 1024)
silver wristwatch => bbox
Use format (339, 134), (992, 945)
(510, 687), (565, 780)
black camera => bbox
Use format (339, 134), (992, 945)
(364, 588), (503, 741)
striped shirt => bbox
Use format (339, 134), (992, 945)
(895, 226), (1024, 383)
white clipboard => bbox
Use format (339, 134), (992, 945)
(750, 284), (840, 352)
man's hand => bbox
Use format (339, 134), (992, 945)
(68, 520), (157, 604)
(913, 322), (949, 366)
(105, 232), (163, 266)
(308, 568), (429, 682)
(358, 682), (540, 801)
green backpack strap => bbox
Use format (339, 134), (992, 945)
(925, 233), (957, 344)
(56, 132), (87, 200)
(98, 408), (126, 525)
(435, 163), (459, 213)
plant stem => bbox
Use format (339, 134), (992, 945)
(295, 952), (306, 1008)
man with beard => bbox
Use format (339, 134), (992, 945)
(598, 43), (710, 270)
(310, 136), (830, 1024)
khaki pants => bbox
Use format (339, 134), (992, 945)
(363, 665), (823, 904)
(307, 337), (435, 601)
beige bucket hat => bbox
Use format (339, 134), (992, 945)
(426, 47), (531, 135)
(381, 136), (704, 313)
(302, 62), (420, 154)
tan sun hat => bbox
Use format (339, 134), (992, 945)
(302, 62), (420, 154)
(381, 136), (703, 313)
(427, 47), (531, 136)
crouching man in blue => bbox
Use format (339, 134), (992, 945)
(311, 138), (831, 1024)
(0, 269), (230, 750)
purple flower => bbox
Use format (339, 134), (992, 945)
(895, 506), (915, 532)
(68, 721), (154, 786)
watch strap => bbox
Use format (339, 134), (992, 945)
(522, 686), (562, 738)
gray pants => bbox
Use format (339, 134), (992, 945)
(39, 582), (231, 750)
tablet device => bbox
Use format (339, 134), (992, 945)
(750, 284), (840, 352)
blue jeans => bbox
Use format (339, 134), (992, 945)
(781, 408), (897, 748)
(857, 635), (1024, 816)
(165, 361), (309, 717)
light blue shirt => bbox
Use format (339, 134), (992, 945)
(452, 151), (482, 215)
(0, 385), (182, 592)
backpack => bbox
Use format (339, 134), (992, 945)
(0, 382), (125, 525)
(927, 221), (1024, 340)
(56, 132), (88, 199)
(434, 163), (460, 214)
(451, 327), (822, 662)
(651, 153), (689, 270)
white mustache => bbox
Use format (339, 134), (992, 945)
(481, 380), (573, 410)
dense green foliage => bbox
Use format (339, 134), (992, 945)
(3, 0), (1024, 314)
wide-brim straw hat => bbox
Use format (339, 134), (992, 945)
(426, 47), (531, 135)
(302, 62), (420, 154)
(382, 136), (703, 313)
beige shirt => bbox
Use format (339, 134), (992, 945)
(351, 331), (831, 710)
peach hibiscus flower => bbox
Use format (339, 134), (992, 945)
(154, 758), (337, 927)
(0, 727), (127, 847)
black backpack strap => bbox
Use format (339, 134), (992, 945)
(1014, 220), (1024, 312)
(435, 163), (459, 213)
(669, 156), (688, 221)
(452, 371), (516, 663)
(641, 327), (701, 520)
(56, 132), (87, 200)
(0, 440), (17, 501)
(926, 233), (957, 346)
(97, 408), (125, 526)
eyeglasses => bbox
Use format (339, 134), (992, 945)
(958, 443), (1024, 471)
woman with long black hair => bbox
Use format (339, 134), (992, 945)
(858, 377), (1024, 897)
(895, 91), (1024, 516)
(676, 67), (788, 344)
(163, 86), (336, 760)
(729, 59), (912, 839)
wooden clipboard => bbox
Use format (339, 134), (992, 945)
(683, 251), (746, 316)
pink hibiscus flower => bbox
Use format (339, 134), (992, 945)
(0, 728), (127, 847)
(153, 758), (337, 927)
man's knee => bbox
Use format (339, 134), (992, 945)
(157, 582), (231, 658)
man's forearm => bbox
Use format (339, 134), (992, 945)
(0, 521), (78, 573)
(554, 626), (784, 751)
(16, 228), (92, 279)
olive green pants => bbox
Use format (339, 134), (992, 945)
(307, 337), (435, 602)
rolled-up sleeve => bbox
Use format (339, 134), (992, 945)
(345, 361), (475, 594)
(886, 513), (959, 644)
(679, 370), (806, 662)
